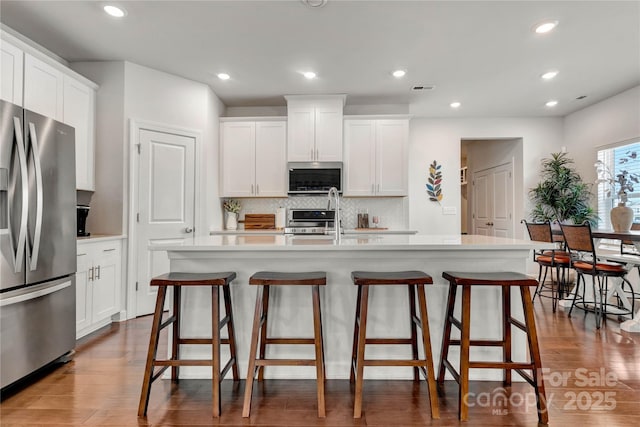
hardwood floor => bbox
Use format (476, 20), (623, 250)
(1, 294), (639, 426)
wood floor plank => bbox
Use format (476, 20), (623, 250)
(1, 294), (639, 426)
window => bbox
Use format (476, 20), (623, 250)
(596, 141), (640, 228)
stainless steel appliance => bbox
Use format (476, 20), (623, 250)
(1, 100), (77, 390)
(285, 209), (336, 234)
(288, 162), (342, 195)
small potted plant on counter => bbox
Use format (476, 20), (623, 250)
(223, 199), (241, 230)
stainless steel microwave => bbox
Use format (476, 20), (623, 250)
(288, 162), (342, 195)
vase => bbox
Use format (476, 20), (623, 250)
(225, 211), (238, 230)
(610, 203), (634, 232)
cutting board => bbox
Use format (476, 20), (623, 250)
(241, 214), (276, 229)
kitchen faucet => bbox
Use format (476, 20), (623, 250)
(327, 187), (342, 242)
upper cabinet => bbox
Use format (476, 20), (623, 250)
(344, 117), (409, 197)
(0, 39), (24, 106)
(220, 118), (287, 197)
(1, 31), (97, 191)
(24, 53), (64, 121)
(63, 76), (95, 191)
(285, 95), (346, 162)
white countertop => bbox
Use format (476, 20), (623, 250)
(209, 229), (418, 235)
(77, 234), (126, 243)
(151, 234), (547, 252)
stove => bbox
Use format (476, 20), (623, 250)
(284, 209), (336, 235)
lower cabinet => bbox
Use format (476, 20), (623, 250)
(76, 239), (121, 338)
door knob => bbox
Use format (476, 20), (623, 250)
(185, 227), (194, 233)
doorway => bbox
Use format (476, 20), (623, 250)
(461, 138), (523, 238)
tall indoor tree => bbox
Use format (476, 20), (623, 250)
(530, 152), (597, 226)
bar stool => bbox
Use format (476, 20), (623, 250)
(438, 271), (547, 424)
(138, 272), (239, 418)
(243, 271), (326, 418)
(350, 271), (439, 419)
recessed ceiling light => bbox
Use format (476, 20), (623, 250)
(217, 73), (230, 80)
(450, 101), (461, 108)
(545, 100), (558, 107)
(303, 71), (317, 79)
(541, 70), (559, 80)
(534, 20), (558, 34)
(103, 5), (126, 18)
(302, 0), (328, 7)
(392, 70), (406, 78)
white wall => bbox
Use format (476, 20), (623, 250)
(564, 86), (640, 191)
(71, 61), (125, 236)
(408, 118), (564, 238)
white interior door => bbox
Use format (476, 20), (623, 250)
(135, 128), (195, 317)
(472, 163), (514, 237)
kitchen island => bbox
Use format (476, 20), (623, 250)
(149, 234), (547, 381)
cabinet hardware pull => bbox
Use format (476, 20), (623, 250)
(256, 184), (259, 194)
(184, 227), (194, 233)
(78, 253), (87, 256)
(96, 265), (101, 280)
(103, 248), (116, 252)
(251, 184), (254, 194)
(372, 183), (375, 194)
(316, 148), (319, 160)
(310, 147), (314, 160)
(89, 266), (94, 281)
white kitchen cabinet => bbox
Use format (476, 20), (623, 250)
(63, 76), (95, 190)
(0, 39), (24, 106)
(24, 53), (64, 121)
(285, 95), (345, 162)
(76, 239), (121, 338)
(1, 31), (97, 190)
(220, 118), (287, 197)
(344, 117), (409, 197)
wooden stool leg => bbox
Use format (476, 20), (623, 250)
(171, 286), (181, 381)
(242, 285), (264, 418)
(138, 285), (168, 417)
(417, 284), (440, 419)
(458, 285), (471, 421)
(222, 285), (239, 380)
(312, 285), (326, 418)
(211, 286), (221, 417)
(520, 286), (549, 424)
(353, 285), (370, 419)
(317, 286), (326, 380)
(350, 284), (363, 383)
(408, 284), (419, 381)
(502, 286), (512, 386)
(437, 282), (457, 384)
(257, 285), (270, 381)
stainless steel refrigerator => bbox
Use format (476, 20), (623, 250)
(1, 100), (77, 389)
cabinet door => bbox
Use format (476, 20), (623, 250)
(23, 54), (63, 121)
(315, 103), (343, 162)
(0, 40), (24, 106)
(287, 104), (315, 161)
(376, 120), (408, 196)
(255, 121), (287, 197)
(63, 76), (95, 190)
(344, 120), (375, 196)
(92, 243), (120, 323)
(75, 250), (92, 334)
(221, 121), (256, 197)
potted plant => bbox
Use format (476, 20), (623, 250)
(595, 151), (639, 231)
(223, 199), (241, 230)
(529, 152), (597, 226)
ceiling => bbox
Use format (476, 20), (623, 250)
(1, 1), (638, 117)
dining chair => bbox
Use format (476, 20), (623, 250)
(522, 220), (571, 312)
(619, 223), (640, 255)
(560, 223), (636, 329)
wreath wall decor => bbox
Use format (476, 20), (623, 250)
(426, 160), (443, 203)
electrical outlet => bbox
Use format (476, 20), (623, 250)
(442, 206), (457, 215)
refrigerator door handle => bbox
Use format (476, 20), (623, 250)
(10, 116), (28, 273)
(27, 122), (44, 271)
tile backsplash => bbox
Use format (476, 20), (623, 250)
(217, 197), (408, 230)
